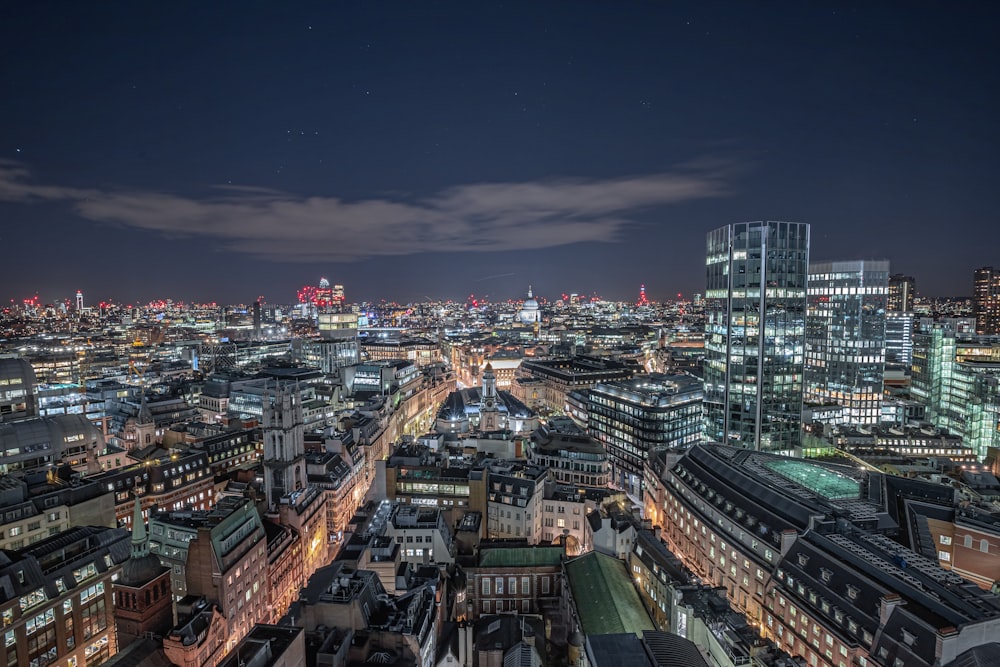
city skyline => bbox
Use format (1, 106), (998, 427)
(2, 3), (998, 304)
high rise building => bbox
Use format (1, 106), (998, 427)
(911, 318), (1000, 459)
(974, 266), (1000, 335)
(805, 260), (889, 424)
(588, 373), (703, 497)
(884, 311), (915, 366)
(887, 273), (915, 312)
(704, 221), (809, 453)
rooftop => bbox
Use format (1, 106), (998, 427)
(478, 544), (564, 568)
(763, 459), (861, 500)
(565, 551), (655, 636)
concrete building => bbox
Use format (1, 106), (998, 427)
(704, 221), (810, 453)
(162, 597), (228, 667)
(384, 504), (455, 565)
(434, 365), (538, 436)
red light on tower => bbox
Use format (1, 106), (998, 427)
(637, 284), (649, 306)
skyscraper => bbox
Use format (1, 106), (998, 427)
(887, 273), (915, 312)
(973, 267), (1000, 335)
(704, 221), (809, 453)
(805, 260), (889, 424)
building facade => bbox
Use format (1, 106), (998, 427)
(704, 221), (810, 453)
(1, 526), (130, 667)
(887, 274), (915, 313)
(588, 373), (702, 497)
(805, 260), (889, 425)
(974, 267), (1000, 335)
(659, 444), (1000, 667)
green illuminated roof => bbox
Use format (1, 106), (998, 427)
(565, 551), (655, 636)
(763, 459), (861, 500)
(478, 546), (564, 568)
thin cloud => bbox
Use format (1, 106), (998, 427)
(0, 161), (732, 261)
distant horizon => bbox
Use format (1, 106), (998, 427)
(1, 281), (980, 309)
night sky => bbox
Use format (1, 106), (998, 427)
(1, 2), (997, 305)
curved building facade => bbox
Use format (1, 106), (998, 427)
(659, 444), (1000, 667)
(0, 355), (37, 421)
(0, 413), (103, 474)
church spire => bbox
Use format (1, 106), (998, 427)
(137, 391), (153, 425)
(130, 493), (150, 559)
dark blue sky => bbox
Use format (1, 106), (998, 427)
(1, 2), (997, 305)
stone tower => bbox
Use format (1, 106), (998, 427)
(262, 382), (305, 511)
(479, 363), (500, 432)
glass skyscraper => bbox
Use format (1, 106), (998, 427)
(804, 260), (889, 424)
(704, 221), (809, 453)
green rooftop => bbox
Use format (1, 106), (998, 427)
(763, 459), (861, 500)
(478, 546), (564, 568)
(565, 551), (655, 636)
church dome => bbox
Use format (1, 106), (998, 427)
(519, 286), (541, 324)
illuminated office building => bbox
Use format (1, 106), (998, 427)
(887, 273), (915, 312)
(704, 221), (809, 453)
(974, 267), (1000, 335)
(805, 260), (889, 424)
(588, 373), (702, 496)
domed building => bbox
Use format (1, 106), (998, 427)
(435, 363), (539, 435)
(518, 286), (541, 324)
